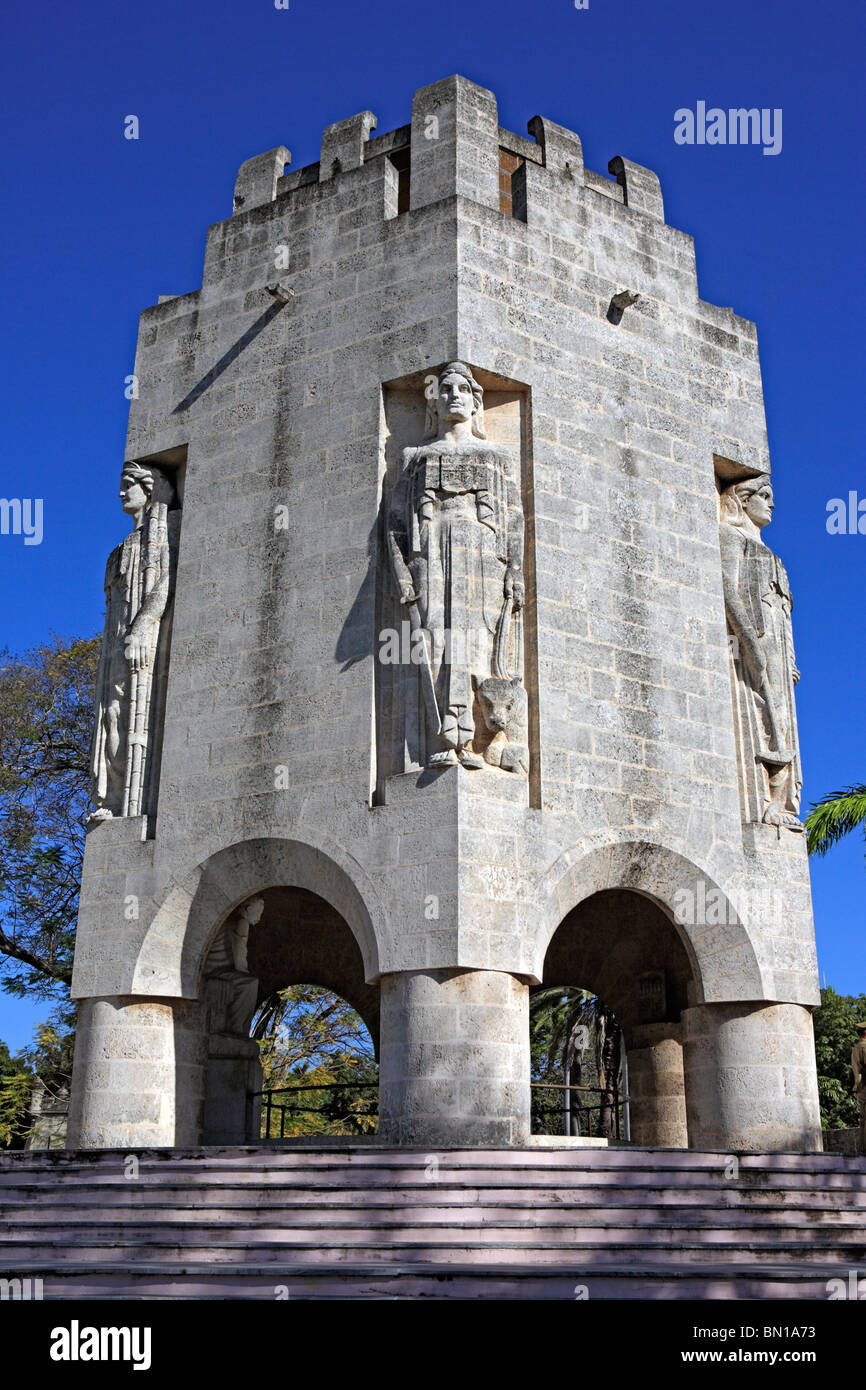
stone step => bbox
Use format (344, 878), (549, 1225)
(0, 1260), (847, 1300)
(2, 1217), (862, 1246)
(2, 1145), (861, 1172)
(3, 1177), (864, 1206)
(1, 1237), (862, 1266)
(2, 1165), (862, 1192)
(4, 1147), (860, 1298)
(3, 1200), (862, 1225)
(3, 1193), (865, 1222)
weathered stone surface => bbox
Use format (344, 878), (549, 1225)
(68, 75), (822, 1153)
(89, 463), (180, 825)
(719, 471), (803, 830)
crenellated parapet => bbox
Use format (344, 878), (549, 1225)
(226, 74), (668, 233)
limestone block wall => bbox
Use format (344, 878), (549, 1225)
(69, 74), (821, 1151)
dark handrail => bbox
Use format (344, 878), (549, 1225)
(254, 1081), (379, 1139)
(530, 1079), (627, 1140)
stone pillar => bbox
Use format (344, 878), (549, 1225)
(409, 75), (500, 213)
(627, 1022), (689, 1148)
(202, 1038), (263, 1145)
(378, 968), (530, 1145)
(67, 996), (207, 1149)
(682, 1002), (822, 1152)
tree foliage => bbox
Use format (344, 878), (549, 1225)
(813, 986), (866, 1130)
(0, 635), (99, 999)
(530, 987), (623, 1138)
(253, 985), (378, 1137)
(805, 784), (866, 859)
(0, 1013), (75, 1149)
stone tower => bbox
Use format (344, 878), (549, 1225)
(68, 75), (822, 1153)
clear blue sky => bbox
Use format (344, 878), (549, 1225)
(0, 0), (863, 1049)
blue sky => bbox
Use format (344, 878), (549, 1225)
(1, 0), (863, 1049)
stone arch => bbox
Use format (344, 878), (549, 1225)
(530, 837), (767, 1003)
(247, 886), (381, 1055)
(133, 835), (382, 998)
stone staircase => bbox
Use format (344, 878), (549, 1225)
(1, 1146), (864, 1299)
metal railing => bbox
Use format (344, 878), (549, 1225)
(254, 1082), (379, 1139)
(254, 1080), (630, 1141)
(530, 1080), (630, 1141)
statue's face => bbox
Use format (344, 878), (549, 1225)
(437, 372), (475, 426)
(242, 897), (266, 926)
(120, 475), (148, 515)
(743, 482), (774, 529)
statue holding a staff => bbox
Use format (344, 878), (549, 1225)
(719, 472), (804, 831)
(385, 363), (528, 774)
(89, 461), (179, 824)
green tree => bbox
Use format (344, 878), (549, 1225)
(805, 785), (866, 859)
(0, 635), (99, 999)
(812, 986), (866, 1130)
(253, 985), (378, 1137)
(530, 987), (623, 1138)
(0, 1037), (30, 1148)
(0, 1016), (74, 1149)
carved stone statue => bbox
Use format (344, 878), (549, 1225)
(204, 897), (265, 1038)
(386, 362), (528, 772)
(719, 473), (803, 831)
(89, 462), (180, 824)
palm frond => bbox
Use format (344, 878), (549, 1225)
(804, 784), (866, 857)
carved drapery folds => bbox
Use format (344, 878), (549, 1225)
(385, 363), (529, 774)
(202, 897), (265, 1145)
(89, 461), (180, 826)
(203, 897), (264, 1040)
(719, 472), (803, 832)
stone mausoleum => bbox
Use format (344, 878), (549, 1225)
(68, 75), (823, 1154)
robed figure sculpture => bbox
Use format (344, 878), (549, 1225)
(89, 461), (180, 824)
(719, 473), (803, 831)
(386, 363), (529, 774)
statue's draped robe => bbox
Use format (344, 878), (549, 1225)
(389, 441), (522, 757)
(91, 528), (144, 814)
(721, 523), (802, 824)
(90, 499), (178, 819)
(203, 918), (260, 1039)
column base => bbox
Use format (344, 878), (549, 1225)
(682, 1002), (822, 1152)
(67, 996), (207, 1149)
(627, 1021), (689, 1148)
(378, 968), (530, 1146)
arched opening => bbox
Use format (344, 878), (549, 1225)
(539, 889), (700, 1148)
(201, 886), (379, 1144)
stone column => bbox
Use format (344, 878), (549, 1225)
(378, 968), (530, 1145)
(67, 996), (207, 1149)
(626, 1022), (689, 1148)
(682, 1002), (822, 1152)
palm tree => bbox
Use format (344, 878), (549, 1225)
(529, 987), (622, 1138)
(804, 785), (866, 858)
